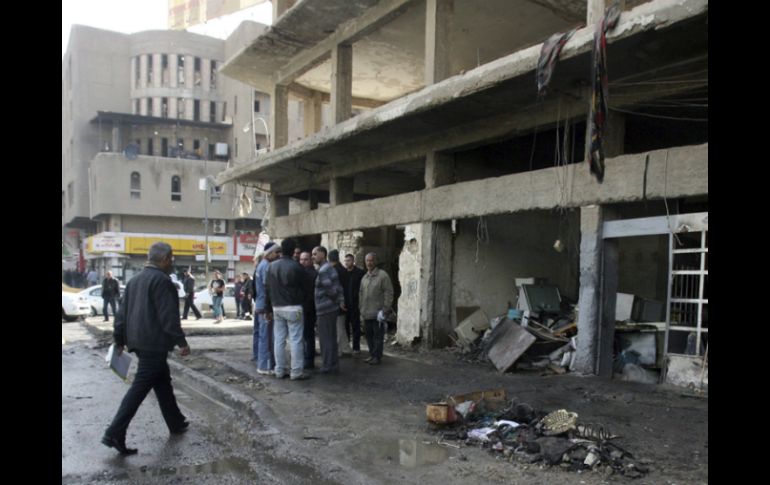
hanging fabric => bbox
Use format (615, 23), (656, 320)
(536, 28), (579, 97)
(588, 1), (621, 183)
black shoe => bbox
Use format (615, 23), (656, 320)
(290, 374), (311, 381)
(104, 319), (109, 322)
(368, 358), (381, 365)
(101, 435), (138, 455)
(170, 421), (190, 434)
(364, 357), (373, 363)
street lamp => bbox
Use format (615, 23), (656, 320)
(199, 174), (217, 282)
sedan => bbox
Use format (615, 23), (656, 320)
(194, 283), (238, 317)
(62, 291), (91, 322)
(78, 285), (126, 317)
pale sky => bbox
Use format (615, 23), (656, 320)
(62, 0), (272, 58)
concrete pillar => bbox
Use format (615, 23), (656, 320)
(111, 126), (120, 152)
(185, 56), (195, 91)
(153, 96), (162, 117)
(271, 84), (289, 149)
(130, 57), (137, 90)
(425, 151), (455, 188)
(272, 0), (295, 20)
(202, 58), (211, 91)
(139, 54), (148, 89)
(587, 0), (605, 26)
(169, 97), (178, 120)
(329, 177), (354, 206)
(152, 54), (162, 88)
(331, 44), (353, 124)
(302, 90), (324, 136)
(185, 98), (195, 121)
(425, 0), (453, 85)
(140, 98), (148, 116)
(604, 111), (626, 158)
(573, 205), (618, 376)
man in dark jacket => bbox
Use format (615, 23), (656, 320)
(265, 238), (309, 380)
(343, 254), (366, 353)
(101, 271), (120, 322)
(312, 246), (346, 373)
(299, 251), (317, 369)
(182, 269), (202, 320)
(102, 242), (191, 455)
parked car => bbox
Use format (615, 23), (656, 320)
(62, 291), (91, 322)
(78, 285), (126, 317)
(194, 283), (238, 317)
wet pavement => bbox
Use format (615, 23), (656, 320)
(65, 318), (708, 484)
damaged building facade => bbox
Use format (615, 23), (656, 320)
(215, 0), (708, 385)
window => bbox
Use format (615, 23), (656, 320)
(146, 55), (153, 85)
(177, 97), (185, 118)
(178, 55), (185, 85)
(208, 143), (215, 160)
(130, 172), (141, 199)
(210, 60), (217, 88)
(161, 97), (168, 118)
(221, 101), (227, 122)
(234, 137), (238, 157)
(210, 185), (222, 201)
(171, 175), (181, 201)
(161, 138), (169, 157)
(254, 96), (260, 113)
(134, 56), (140, 89)
(147, 97), (153, 116)
(161, 54), (169, 85)
(210, 101), (216, 122)
(194, 57), (201, 86)
(193, 99), (200, 121)
(147, 138), (154, 156)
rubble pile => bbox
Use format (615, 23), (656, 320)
(427, 390), (649, 478)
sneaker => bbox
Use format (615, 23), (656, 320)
(256, 368), (272, 376)
(368, 358), (381, 365)
(290, 374), (311, 381)
(275, 373), (289, 379)
(352, 350), (361, 355)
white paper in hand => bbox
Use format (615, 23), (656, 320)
(106, 344), (132, 381)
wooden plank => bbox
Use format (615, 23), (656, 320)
(487, 321), (537, 373)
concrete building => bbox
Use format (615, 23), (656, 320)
(214, 0), (707, 384)
(62, 22), (309, 281)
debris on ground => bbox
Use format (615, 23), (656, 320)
(426, 389), (649, 478)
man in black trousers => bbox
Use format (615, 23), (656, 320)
(181, 269), (202, 320)
(102, 242), (191, 455)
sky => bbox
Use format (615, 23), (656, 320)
(62, 0), (272, 58)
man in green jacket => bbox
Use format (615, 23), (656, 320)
(358, 252), (394, 365)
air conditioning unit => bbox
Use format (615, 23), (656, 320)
(211, 219), (226, 234)
(215, 143), (229, 156)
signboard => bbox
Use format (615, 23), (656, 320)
(92, 236), (126, 252)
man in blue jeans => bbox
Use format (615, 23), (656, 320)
(209, 270), (225, 323)
(265, 238), (310, 381)
(253, 242), (280, 374)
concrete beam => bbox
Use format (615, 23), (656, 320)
(273, 0), (413, 87)
(331, 44), (353, 124)
(289, 82), (386, 109)
(269, 143), (707, 237)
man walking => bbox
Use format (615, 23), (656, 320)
(234, 274), (244, 319)
(101, 271), (120, 322)
(102, 242), (191, 455)
(265, 239), (310, 380)
(359, 252), (394, 365)
(313, 246), (346, 374)
(240, 272), (253, 319)
(343, 254), (366, 354)
(299, 251), (317, 370)
(253, 242), (281, 374)
(181, 269), (201, 320)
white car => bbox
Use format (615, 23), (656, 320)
(78, 285), (126, 317)
(62, 291), (91, 322)
(194, 283), (238, 317)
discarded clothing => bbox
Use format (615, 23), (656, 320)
(536, 28), (579, 96)
(588, 0), (621, 182)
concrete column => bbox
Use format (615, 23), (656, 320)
(425, 0), (453, 85)
(331, 44), (353, 124)
(425, 151), (455, 188)
(140, 97), (148, 116)
(272, 0), (295, 20)
(153, 96), (162, 117)
(169, 54), (178, 88)
(168, 97), (178, 120)
(152, 54), (162, 88)
(573, 205), (617, 376)
(271, 84), (289, 149)
(185, 56), (195, 91)
(587, 0), (606, 26)
(202, 58), (211, 91)
(139, 54), (148, 89)
(111, 126), (120, 152)
(302, 90), (324, 136)
(185, 98), (195, 121)
(604, 111), (626, 158)
(329, 177), (354, 206)
(130, 57), (137, 91)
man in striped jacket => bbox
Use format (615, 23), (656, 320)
(312, 246), (346, 373)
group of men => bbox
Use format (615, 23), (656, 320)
(99, 237), (395, 456)
(251, 238), (394, 380)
